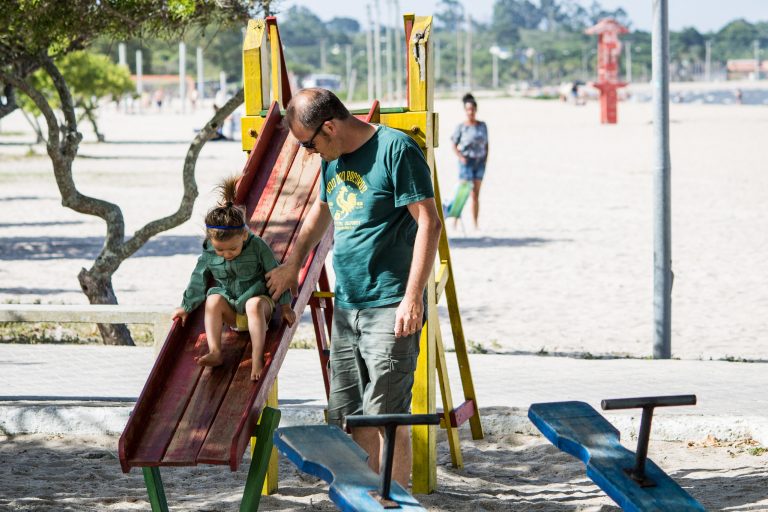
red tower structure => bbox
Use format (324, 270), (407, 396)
(585, 18), (628, 124)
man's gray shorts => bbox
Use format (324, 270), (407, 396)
(327, 304), (421, 427)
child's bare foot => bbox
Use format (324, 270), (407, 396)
(250, 359), (264, 381)
(195, 350), (223, 367)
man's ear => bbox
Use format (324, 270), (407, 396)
(324, 119), (337, 136)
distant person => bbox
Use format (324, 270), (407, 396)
(172, 176), (295, 381)
(735, 88), (743, 105)
(450, 93), (489, 230)
(189, 86), (199, 111)
(571, 81), (580, 104)
(153, 89), (164, 111)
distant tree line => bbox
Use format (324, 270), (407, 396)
(94, 0), (768, 98)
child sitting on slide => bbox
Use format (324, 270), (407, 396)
(172, 176), (295, 381)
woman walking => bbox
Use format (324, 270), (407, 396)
(450, 93), (488, 230)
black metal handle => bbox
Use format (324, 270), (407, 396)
(600, 394), (697, 487)
(345, 413), (440, 503)
(345, 413), (441, 428)
(601, 394), (696, 411)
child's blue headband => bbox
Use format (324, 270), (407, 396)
(206, 224), (245, 230)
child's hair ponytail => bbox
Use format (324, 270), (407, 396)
(205, 176), (247, 241)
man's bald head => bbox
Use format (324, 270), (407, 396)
(285, 88), (351, 130)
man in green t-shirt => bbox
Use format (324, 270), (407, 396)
(266, 88), (441, 487)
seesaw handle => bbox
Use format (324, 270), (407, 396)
(600, 394), (697, 486)
(601, 394), (696, 411)
(345, 414), (440, 503)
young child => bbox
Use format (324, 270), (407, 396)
(172, 177), (295, 381)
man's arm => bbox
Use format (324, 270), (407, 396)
(394, 197), (442, 338)
(265, 198), (333, 300)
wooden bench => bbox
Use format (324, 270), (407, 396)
(528, 396), (705, 512)
(0, 303), (170, 351)
(274, 414), (439, 511)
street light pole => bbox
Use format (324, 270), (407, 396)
(705, 39), (712, 82)
(652, 0), (672, 359)
(754, 39), (761, 81)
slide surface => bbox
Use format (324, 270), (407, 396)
(119, 102), (332, 472)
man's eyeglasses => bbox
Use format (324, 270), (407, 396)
(297, 117), (334, 150)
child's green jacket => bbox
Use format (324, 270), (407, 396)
(181, 233), (291, 314)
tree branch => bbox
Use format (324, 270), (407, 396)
(0, 83), (19, 119)
(0, 68), (61, 152)
(119, 88), (246, 260)
(40, 56), (80, 154)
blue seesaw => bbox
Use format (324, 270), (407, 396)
(529, 395), (706, 512)
(274, 414), (440, 511)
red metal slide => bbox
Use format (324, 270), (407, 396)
(119, 101), (333, 473)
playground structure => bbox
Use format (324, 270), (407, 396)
(529, 395), (706, 511)
(585, 18), (629, 124)
(118, 13), (482, 508)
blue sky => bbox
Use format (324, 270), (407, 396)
(281, 0), (766, 32)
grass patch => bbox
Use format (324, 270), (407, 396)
(748, 446), (767, 456)
(467, 339), (488, 354)
(289, 337), (316, 350)
(0, 321), (153, 346)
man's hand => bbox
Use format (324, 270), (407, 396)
(280, 304), (297, 327)
(171, 307), (189, 326)
(394, 296), (423, 338)
(266, 263), (300, 302)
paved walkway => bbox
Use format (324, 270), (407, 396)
(1, 344), (766, 444)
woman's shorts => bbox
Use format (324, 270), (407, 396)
(459, 157), (486, 181)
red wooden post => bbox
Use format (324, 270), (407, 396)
(585, 18), (628, 124)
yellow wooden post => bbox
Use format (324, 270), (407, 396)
(405, 14), (439, 495)
(268, 21), (283, 108)
(242, 19), (269, 116)
(250, 378), (279, 495)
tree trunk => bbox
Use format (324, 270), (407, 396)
(78, 267), (134, 346)
(82, 105), (105, 142)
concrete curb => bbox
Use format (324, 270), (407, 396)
(2, 402), (765, 447)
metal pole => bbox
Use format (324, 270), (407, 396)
(366, 4), (374, 102)
(196, 47), (204, 101)
(135, 50), (143, 112)
(219, 71), (227, 97)
(320, 39), (327, 73)
(118, 43), (127, 67)
(652, 0), (672, 359)
(346, 44), (353, 93)
(179, 42), (186, 114)
(492, 51), (498, 89)
(625, 41), (632, 83)
(373, 0), (383, 99)
(135, 50), (143, 95)
(456, 16), (462, 91)
(464, 11), (472, 90)
(394, 0), (403, 101)
(705, 40), (712, 82)
(754, 40), (760, 81)
(385, 0), (394, 100)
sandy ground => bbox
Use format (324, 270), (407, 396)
(1, 430), (766, 511)
(2, 97), (767, 359)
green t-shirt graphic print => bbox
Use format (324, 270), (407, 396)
(320, 125), (434, 309)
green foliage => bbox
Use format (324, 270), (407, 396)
(0, 1), (255, 68)
(18, 52), (133, 114)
